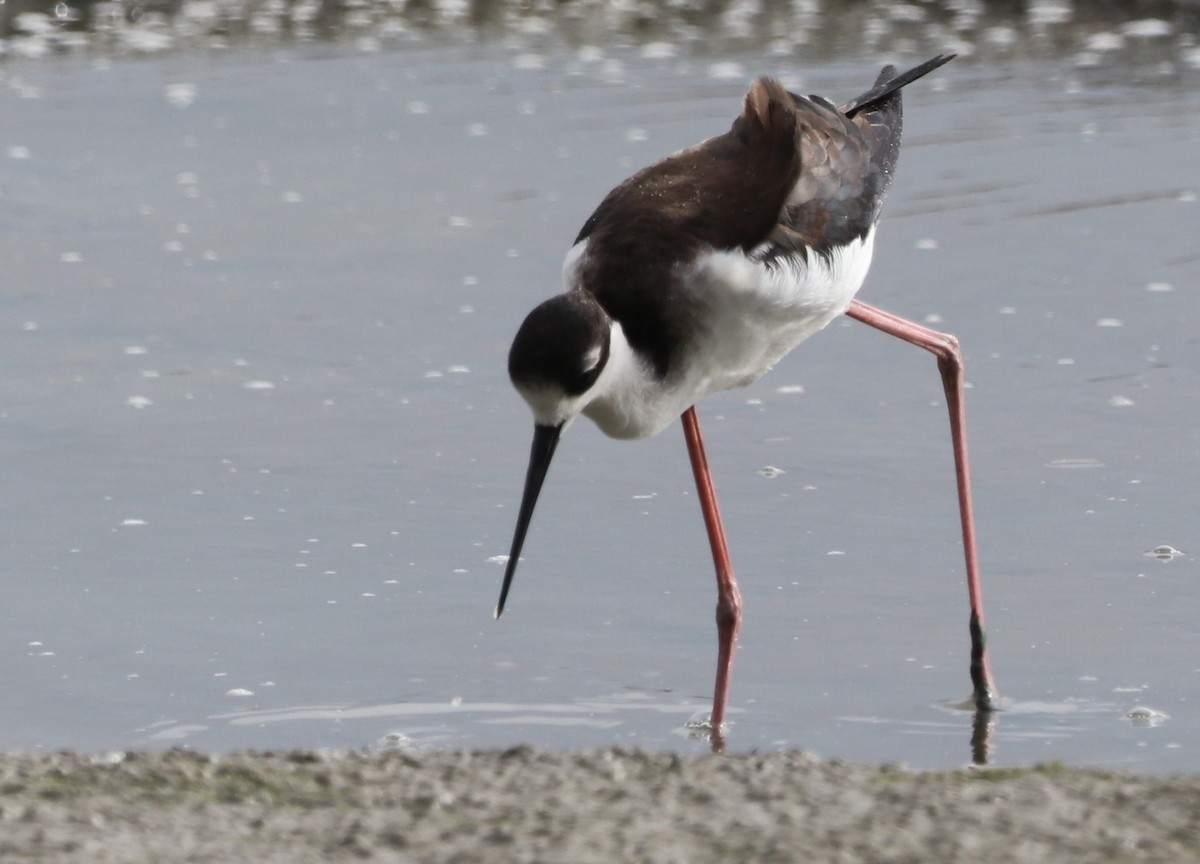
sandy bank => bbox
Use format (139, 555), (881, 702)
(1, 748), (1198, 862)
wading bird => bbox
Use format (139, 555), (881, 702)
(496, 55), (997, 749)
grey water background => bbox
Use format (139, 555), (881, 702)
(2, 1), (1199, 770)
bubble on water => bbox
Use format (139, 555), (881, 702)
(915, 237), (938, 250)
(757, 465), (785, 479)
(1109, 395), (1134, 407)
(1127, 706), (1169, 727)
(243, 380), (276, 390)
(126, 395), (153, 409)
(1146, 545), (1184, 561)
(775, 384), (804, 395)
(1145, 282), (1173, 293)
(625, 127), (648, 143)
(684, 710), (713, 731)
(226, 688), (254, 697)
(6, 145), (31, 159)
(1096, 317), (1123, 327)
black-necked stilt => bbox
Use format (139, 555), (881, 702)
(496, 55), (997, 748)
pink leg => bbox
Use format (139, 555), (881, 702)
(681, 405), (743, 751)
(845, 299), (998, 711)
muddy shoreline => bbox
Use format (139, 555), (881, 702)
(2, 748), (1198, 862)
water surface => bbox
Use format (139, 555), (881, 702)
(2, 4), (1199, 770)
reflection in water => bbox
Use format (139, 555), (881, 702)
(3, 0), (1200, 84)
(972, 706), (995, 765)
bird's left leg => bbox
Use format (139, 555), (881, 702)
(681, 405), (743, 752)
(844, 299), (998, 711)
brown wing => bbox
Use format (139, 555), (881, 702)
(571, 76), (801, 378)
(574, 75), (799, 253)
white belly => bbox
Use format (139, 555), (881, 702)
(574, 230), (875, 441)
(679, 228), (875, 396)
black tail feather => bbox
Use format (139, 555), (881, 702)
(838, 53), (955, 118)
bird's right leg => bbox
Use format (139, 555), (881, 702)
(681, 405), (743, 752)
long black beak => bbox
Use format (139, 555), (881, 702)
(495, 422), (563, 618)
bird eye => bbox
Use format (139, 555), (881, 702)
(581, 344), (603, 374)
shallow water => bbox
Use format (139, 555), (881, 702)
(2, 3), (1199, 770)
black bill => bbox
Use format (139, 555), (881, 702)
(495, 422), (563, 617)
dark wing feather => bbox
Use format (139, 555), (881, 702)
(763, 54), (954, 262)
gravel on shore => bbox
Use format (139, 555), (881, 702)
(1, 748), (1199, 862)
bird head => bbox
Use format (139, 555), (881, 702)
(496, 292), (611, 617)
